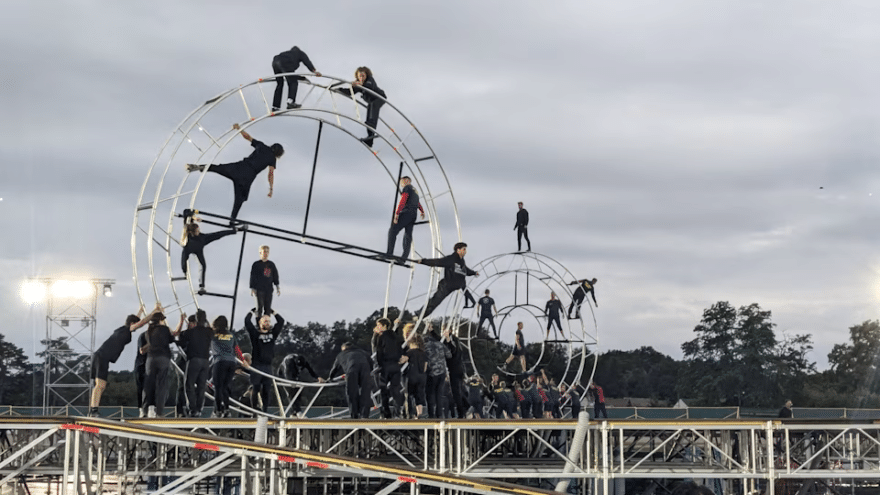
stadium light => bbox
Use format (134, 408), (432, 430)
(20, 281), (48, 304)
(103, 284), (112, 297)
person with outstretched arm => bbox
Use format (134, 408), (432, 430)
(244, 309), (286, 414)
(186, 123), (282, 222)
(319, 342), (374, 419)
(514, 202), (531, 252)
(250, 245), (280, 317)
(271, 46), (321, 111)
(544, 292), (565, 339)
(386, 176), (425, 261)
(90, 304), (158, 417)
(568, 278), (598, 318)
(180, 211), (237, 292)
(415, 242), (479, 317)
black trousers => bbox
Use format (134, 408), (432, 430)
(362, 99), (385, 146)
(250, 363), (273, 413)
(448, 373), (467, 418)
(421, 280), (458, 317)
(594, 402), (607, 419)
(425, 374), (444, 418)
(185, 358), (210, 414)
(254, 290), (273, 317)
(144, 355), (171, 416)
(479, 314), (497, 337)
(345, 364), (373, 419)
(182, 230), (235, 287)
(387, 209), (417, 258)
(213, 360), (236, 413)
(207, 163), (255, 220)
(517, 226), (531, 251)
(135, 362), (146, 409)
(463, 290), (476, 307)
(547, 314), (563, 335)
(408, 373), (427, 408)
(272, 59), (305, 109)
(378, 362), (404, 416)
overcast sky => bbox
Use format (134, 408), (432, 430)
(3, 1), (879, 377)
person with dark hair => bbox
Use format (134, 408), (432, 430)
(544, 292), (565, 339)
(500, 322), (527, 372)
(416, 242), (479, 317)
(271, 46), (321, 111)
(589, 381), (607, 419)
(350, 67), (387, 147)
(186, 123), (283, 222)
(135, 331), (147, 413)
(424, 325), (451, 418)
(560, 382), (581, 418)
(386, 176), (425, 261)
(514, 202), (531, 252)
(250, 245), (280, 317)
(568, 278), (598, 318)
(180, 213), (237, 292)
(405, 334), (428, 418)
(515, 380), (531, 419)
(178, 309), (213, 417)
(142, 311), (184, 418)
(89, 305), (158, 417)
(442, 327), (468, 418)
(374, 318), (406, 418)
(476, 290), (499, 339)
(244, 309), (286, 414)
(210, 315), (244, 418)
(320, 342), (374, 419)
(277, 353), (318, 416)
(465, 375), (488, 419)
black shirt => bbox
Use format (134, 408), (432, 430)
(351, 75), (386, 102)
(515, 208), (529, 229)
(96, 325), (132, 363)
(250, 260), (280, 292)
(406, 348), (427, 377)
(135, 333), (148, 367)
(245, 313), (285, 366)
(478, 296), (495, 317)
(376, 329), (403, 365)
(515, 329), (525, 348)
(545, 299), (563, 317)
(444, 335), (465, 376)
(146, 325), (173, 358)
(419, 252), (477, 290)
(329, 347), (373, 377)
(178, 324), (213, 360)
(279, 354), (317, 381)
(274, 46), (317, 72)
(398, 184), (421, 213)
(243, 139), (277, 175)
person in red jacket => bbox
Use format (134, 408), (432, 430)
(386, 176), (425, 261)
(589, 381), (607, 419)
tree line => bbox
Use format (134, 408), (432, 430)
(4, 301), (880, 410)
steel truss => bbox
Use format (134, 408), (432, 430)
(1, 417), (878, 494)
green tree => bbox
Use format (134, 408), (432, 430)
(826, 320), (880, 406)
(0, 335), (32, 405)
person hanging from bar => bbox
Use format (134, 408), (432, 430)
(89, 304), (158, 417)
(351, 66), (386, 148)
(180, 210), (237, 292)
(568, 278), (598, 318)
(386, 176), (425, 262)
(414, 242), (480, 318)
(544, 291), (565, 339)
(250, 245), (280, 317)
(271, 46), (321, 111)
(186, 123), (283, 222)
(244, 308), (286, 414)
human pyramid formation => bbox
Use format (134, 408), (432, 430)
(92, 46), (603, 420)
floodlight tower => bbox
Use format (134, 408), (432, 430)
(21, 278), (115, 413)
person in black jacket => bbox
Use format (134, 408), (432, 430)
(278, 353), (318, 416)
(244, 309), (286, 413)
(514, 202), (531, 252)
(271, 46), (321, 110)
(544, 292), (565, 339)
(405, 334), (428, 418)
(178, 309), (213, 417)
(442, 327), (468, 418)
(250, 245), (280, 317)
(351, 67), (387, 148)
(319, 342), (374, 419)
(416, 242), (479, 317)
(778, 400), (793, 418)
(568, 278), (598, 318)
(387, 176), (425, 261)
(143, 311), (183, 418)
(373, 318), (407, 418)
(180, 213), (237, 292)
(186, 123), (283, 221)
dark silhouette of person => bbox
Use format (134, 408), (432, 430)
(568, 278), (598, 318)
(386, 176), (424, 260)
(778, 400), (793, 418)
(320, 342), (374, 419)
(544, 292), (565, 339)
(271, 46), (321, 110)
(180, 212), (236, 291)
(374, 318), (406, 418)
(250, 245), (280, 317)
(350, 67), (386, 147)
(477, 289), (498, 339)
(514, 202), (531, 251)
(187, 123), (282, 222)
(244, 309), (286, 414)
(589, 381), (607, 419)
(416, 242), (479, 317)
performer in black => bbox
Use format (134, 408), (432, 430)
(351, 67), (387, 147)
(271, 46), (321, 110)
(568, 278), (598, 318)
(544, 292), (565, 339)
(244, 309), (286, 413)
(178, 309), (213, 417)
(416, 242), (479, 317)
(250, 245), (280, 317)
(278, 353), (318, 416)
(180, 213), (236, 291)
(135, 331), (147, 413)
(386, 176), (425, 261)
(319, 342), (374, 419)
(477, 289), (498, 338)
(186, 123), (283, 221)
(210, 315), (244, 418)
(89, 305), (157, 417)
(442, 327), (468, 418)
(501, 322), (527, 372)
(514, 202), (531, 252)
(374, 318), (407, 418)
(143, 311), (183, 418)
(405, 334), (428, 418)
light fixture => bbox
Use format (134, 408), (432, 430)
(20, 281), (48, 304)
(103, 284), (112, 297)
(60, 320), (69, 327)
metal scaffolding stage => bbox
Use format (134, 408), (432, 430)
(1, 416), (879, 494)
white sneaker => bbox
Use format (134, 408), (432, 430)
(147, 406), (157, 418)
